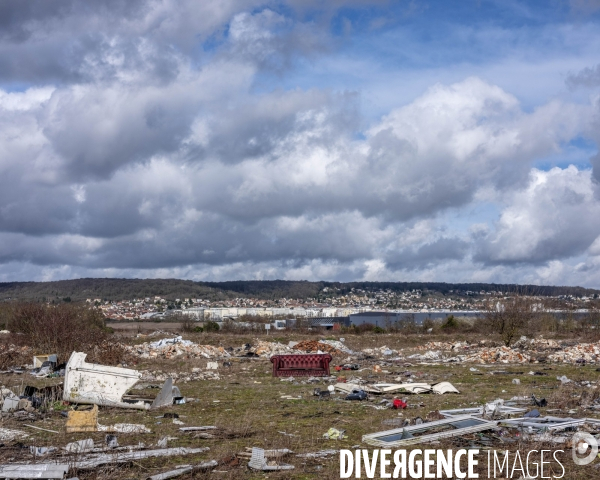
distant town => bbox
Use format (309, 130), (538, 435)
(90, 287), (598, 322)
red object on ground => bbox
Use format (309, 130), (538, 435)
(335, 365), (342, 371)
(393, 398), (407, 409)
(270, 354), (333, 377)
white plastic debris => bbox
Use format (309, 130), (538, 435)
(73, 447), (209, 469)
(149, 337), (195, 348)
(323, 428), (346, 440)
(98, 423), (152, 434)
(0, 428), (28, 442)
(63, 352), (148, 410)
(296, 449), (338, 458)
(248, 447), (294, 471)
(0, 464), (69, 479)
(431, 382), (460, 394)
(65, 439), (95, 453)
(319, 340), (354, 354)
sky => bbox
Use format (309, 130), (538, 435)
(1, 1), (600, 287)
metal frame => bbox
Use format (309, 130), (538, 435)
(440, 406), (527, 418)
(500, 416), (586, 431)
(0, 464), (69, 479)
(362, 415), (498, 447)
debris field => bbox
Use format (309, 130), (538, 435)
(1, 331), (600, 479)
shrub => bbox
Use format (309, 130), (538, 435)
(350, 323), (386, 334)
(5, 303), (125, 364)
(421, 318), (436, 333)
(441, 315), (459, 330)
(179, 313), (195, 333)
(484, 295), (536, 347)
(204, 320), (220, 332)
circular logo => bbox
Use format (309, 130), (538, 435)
(572, 432), (598, 466)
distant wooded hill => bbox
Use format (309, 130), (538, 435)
(0, 278), (598, 302)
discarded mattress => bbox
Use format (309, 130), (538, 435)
(63, 352), (148, 410)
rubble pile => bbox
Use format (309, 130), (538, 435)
(249, 341), (293, 357)
(518, 338), (560, 349)
(407, 337), (600, 365)
(126, 337), (230, 359)
(462, 347), (531, 364)
(362, 346), (398, 356)
(136, 330), (174, 338)
(0, 427), (28, 441)
(408, 351), (442, 361)
(292, 340), (341, 355)
(318, 339), (353, 354)
(416, 341), (469, 351)
(547, 342), (600, 363)
(139, 369), (220, 383)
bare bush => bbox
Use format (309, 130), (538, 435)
(176, 312), (197, 333)
(5, 302), (125, 364)
(484, 295), (537, 347)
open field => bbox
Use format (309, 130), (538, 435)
(108, 321), (184, 333)
(2, 331), (600, 479)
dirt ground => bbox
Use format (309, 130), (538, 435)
(1, 331), (599, 479)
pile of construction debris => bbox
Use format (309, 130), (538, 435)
(361, 346), (398, 356)
(318, 339), (353, 354)
(292, 340), (342, 355)
(416, 341), (471, 351)
(139, 368), (220, 383)
(116, 335), (600, 365)
(461, 346), (531, 364)
(245, 339), (351, 357)
(406, 338), (600, 364)
(515, 337), (561, 349)
(125, 336), (230, 359)
(547, 341), (600, 363)
(246, 340), (293, 357)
